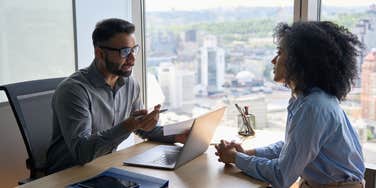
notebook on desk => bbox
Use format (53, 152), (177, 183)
(68, 167), (168, 188)
(123, 107), (226, 170)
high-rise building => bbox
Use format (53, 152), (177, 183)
(151, 32), (178, 56)
(158, 62), (195, 109)
(185, 29), (197, 42)
(198, 35), (225, 95)
(361, 49), (376, 120)
(146, 72), (165, 108)
(181, 71), (195, 105)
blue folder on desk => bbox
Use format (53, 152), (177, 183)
(68, 167), (168, 188)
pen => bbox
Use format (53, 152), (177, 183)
(235, 104), (254, 135)
(134, 108), (168, 120)
(235, 104), (249, 124)
(244, 106), (249, 115)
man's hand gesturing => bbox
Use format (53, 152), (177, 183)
(123, 104), (161, 132)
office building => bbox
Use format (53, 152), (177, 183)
(185, 29), (197, 42)
(158, 62), (195, 109)
(198, 35), (225, 95)
(361, 49), (376, 120)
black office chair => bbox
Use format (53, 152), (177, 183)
(0, 77), (65, 184)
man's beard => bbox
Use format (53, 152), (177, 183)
(104, 56), (132, 77)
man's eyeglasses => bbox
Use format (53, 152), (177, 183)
(99, 44), (140, 58)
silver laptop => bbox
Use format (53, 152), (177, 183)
(123, 107), (226, 170)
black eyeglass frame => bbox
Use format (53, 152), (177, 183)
(98, 44), (140, 58)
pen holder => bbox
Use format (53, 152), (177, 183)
(237, 114), (255, 136)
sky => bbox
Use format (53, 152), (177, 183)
(145, 0), (375, 11)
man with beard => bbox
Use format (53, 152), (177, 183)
(46, 18), (188, 174)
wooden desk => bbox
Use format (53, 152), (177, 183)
(18, 141), (267, 188)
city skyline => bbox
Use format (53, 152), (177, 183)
(146, 0), (373, 12)
(145, 0), (376, 163)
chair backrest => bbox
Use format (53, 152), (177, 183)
(0, 77), (64, 178)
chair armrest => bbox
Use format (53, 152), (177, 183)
(365, 163), (376, 188)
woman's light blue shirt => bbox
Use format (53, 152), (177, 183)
(235, 88), (365, 188)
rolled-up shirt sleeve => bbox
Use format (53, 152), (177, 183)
(54, 83), (132, 165)
(234, 104), (333, 188)
(254, 141), (284, 159)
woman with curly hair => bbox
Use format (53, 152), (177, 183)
(215, 21), (365, 188)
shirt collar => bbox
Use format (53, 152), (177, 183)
(287, 87), (325, 112)
(287, 93), (299, 113)
(87, 60), (126, 89)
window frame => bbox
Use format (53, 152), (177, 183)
(132, 0), (147, 107)
(134, 0), (376, 172)
(133, 0), (321, 107)
(0, 0), (77, 104)
(72, 0), (79, 71)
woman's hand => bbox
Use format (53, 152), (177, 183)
(214, 140), (237, 164)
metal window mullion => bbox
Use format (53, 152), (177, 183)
(296, 0), (321, 22)
(132, 0), (148, 108)
(294, 0), (303, 22)
(72, 0), (78, 71)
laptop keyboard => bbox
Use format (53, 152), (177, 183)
(152, 157), (168, 165)
(151, 150), (180, 165)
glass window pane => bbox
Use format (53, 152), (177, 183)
(0, 0), (75, 102)
(74, 0), (132, 69)
(0, 0), (75, 85)
(145, 0), (293, 143)
(73, 0), (134, 150)
(321, 0), (376, 164)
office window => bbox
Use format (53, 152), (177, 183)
(74, 0), (132, 69)
(74, 0), (137, 150)
(321, 0), (376, 163)
(0, 1), (75, 85)
(145, 0), (293, 140)
(0, 0), (75, 101)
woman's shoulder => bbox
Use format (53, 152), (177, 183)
(302, 88), (341, 113)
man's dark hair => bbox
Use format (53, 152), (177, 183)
(92, 18), (135, 46)
(273, 21), (363, 100)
